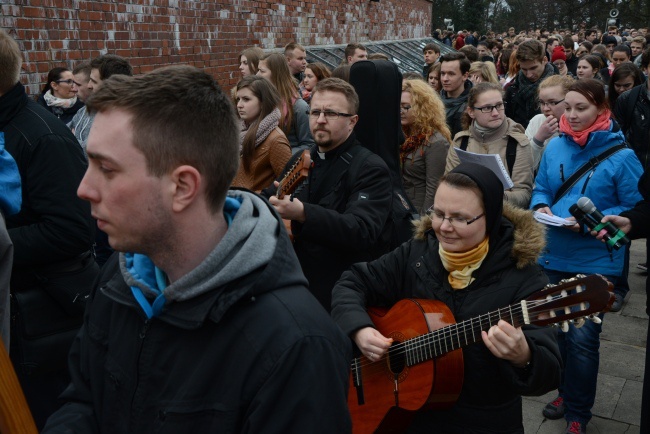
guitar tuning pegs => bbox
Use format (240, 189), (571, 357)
(589, 315), (602, 324)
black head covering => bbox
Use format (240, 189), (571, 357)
(601, 35), (618, 46)
(448, 162), (504, 241)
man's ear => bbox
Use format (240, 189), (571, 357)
(170, 165), (202, 213)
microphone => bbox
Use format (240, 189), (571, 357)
(569, 197), (630, 250)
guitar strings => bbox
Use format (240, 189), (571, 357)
(349, 293), (577, 371)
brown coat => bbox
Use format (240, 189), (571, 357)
(232, 127), (292, 192)
(445, 118), (534, 208)
(401, 132), (450, 215)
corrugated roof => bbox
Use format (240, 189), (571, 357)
(305, 37), (453, 74)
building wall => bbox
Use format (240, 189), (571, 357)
(1, 0), (432, 95)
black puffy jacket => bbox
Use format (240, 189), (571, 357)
(614, 84), (650, 169)
(332, 204), (561, 433)
(0, 82), (93, 267)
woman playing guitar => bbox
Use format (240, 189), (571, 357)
(332, 162), (562, 433)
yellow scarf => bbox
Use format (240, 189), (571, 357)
(439, 237), (490, 290)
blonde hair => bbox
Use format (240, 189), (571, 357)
(469, 61), (499, 84)
(402, 79), (451, 143)
(538, 74), (575, 94)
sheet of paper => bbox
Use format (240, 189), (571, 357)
(533, 211), (574, 226)
(454, 148), (514, 189)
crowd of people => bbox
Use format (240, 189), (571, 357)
(0, 19), (648, 434)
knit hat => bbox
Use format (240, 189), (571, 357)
(551, 46), (567, 63)
(448, 163), (504, 242)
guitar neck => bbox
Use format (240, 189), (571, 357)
(404, 301), (526, 367)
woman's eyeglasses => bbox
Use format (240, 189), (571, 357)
(537, 99), (565, 109)
(428, 207), (485, 227)
(55, 79), (80, 86)
(472, 102), (504, 113)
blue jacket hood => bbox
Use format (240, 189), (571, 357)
(0, 132), (21, 216)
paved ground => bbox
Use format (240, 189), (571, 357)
(523, 239), (647, 433)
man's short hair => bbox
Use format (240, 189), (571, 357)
(517, 40), (546, 62)
(86, 65), (239, 213)
(312, 77), (360, 114)
(0, 30), (22, 94)
(73, 61), (92, 77)
(440, 52), (472, 74)
(459, 45), (479, 62)
(284, 42), (305, 57)
(423, 43), (440, 54)
(632, 36), (647, 47)
(562, 37), (574, 50)
(90, 54), (133, 80)
(545, 37), (557, 49)
(344, 43), (366, 60)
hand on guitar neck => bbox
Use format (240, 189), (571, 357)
(354, 318), (532, 368)
(268, 150), (311, 227)
(269, 180), (306, 223)
(481, 319), (532, 368)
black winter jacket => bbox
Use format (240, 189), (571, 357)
(0, 83), (93, 268)
(614, 84), (650, 169)
(42, 197), (352, 434)
(262, 133), (393, 311)
(332, 204), (561, 433)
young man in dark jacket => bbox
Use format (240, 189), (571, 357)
(505, 40), (556, 128)
(41, 66), (352, 433)
(614, 48), (650, 272)
(0, 29), (97, 429)
(263, 78), (393, 312)
(614, 48), (650, 170)
(439, 52), (472, 137)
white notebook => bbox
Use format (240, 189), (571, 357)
(454, 148), (514, 189)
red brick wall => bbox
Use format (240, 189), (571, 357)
(1, 0), (432, 95)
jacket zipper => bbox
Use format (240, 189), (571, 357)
(581, 170), (595, 195)
(129, 319), (151, 432)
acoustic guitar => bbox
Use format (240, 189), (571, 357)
(276, 150), (311, 240)
(348, 274), (614, 434)
(0, 339), (37, 433)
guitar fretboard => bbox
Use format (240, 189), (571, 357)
(404, 302), (527, 367)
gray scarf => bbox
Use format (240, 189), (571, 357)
(239, 108), (281, 153)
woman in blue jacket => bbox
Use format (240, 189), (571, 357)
(531, 78), (643, 434)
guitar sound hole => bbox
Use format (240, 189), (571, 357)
(388, 341), (406, 375)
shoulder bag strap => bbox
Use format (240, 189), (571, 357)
(506, 136), (518, 175)
(551, 144), (628, 205)
(460, 135), (469, 151)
